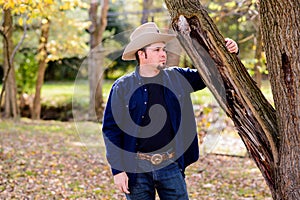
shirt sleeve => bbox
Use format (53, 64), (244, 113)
(174, 67), (206, 92)
(102, 82), (125, 175)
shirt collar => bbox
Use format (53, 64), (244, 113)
(134, 65), (144, 85)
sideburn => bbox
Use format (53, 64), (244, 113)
(136, 49), (148, 65)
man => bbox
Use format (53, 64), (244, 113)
(102, 22), (238, 200)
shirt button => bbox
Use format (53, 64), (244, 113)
(141, 116), (144, 118)
(144, 89), (147, 92)
(144, 102), (147, 104)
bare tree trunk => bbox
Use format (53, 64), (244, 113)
(259, 1), (300, 199)
(141, 0), (154, 24)
(32, 18), (50, 120)
(88, 0), (109, 121)
(1, 9), (18, 119)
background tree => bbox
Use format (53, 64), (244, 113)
(0, 0), (56, 120)
(141, 0), (154, 24)
(88, 0), (109, 121)
(164, 0), (299, 199)
(1, 8), (18, 119)
(1, 0), (89, 119)
(31, 17), (50, 119)
(31, 1), (89, 119)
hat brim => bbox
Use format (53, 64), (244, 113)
(122, 33), (176, 61)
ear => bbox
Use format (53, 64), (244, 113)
(138, 50), (144, 58)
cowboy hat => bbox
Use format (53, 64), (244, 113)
(122, 22), (176, 60)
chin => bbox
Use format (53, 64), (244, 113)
(157, 63), (167, 70)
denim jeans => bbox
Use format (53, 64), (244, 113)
(125, 161), (189, 200)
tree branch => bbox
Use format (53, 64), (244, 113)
(0, 29), (12, 109)
(11, 15), (29, 64)
(0, 14), (29, 111)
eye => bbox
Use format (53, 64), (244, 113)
(157, 48), (167, 52)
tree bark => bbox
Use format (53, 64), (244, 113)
(259, 1), (300, 199)
(32, 18), (50, 120)
(1, 9), (19, 119)
(88, 0), (109, 121)
(164, 0), (282, 197)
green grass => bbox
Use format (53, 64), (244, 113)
(41, 79), (273, 108)
(41, 80), (113, 108)
(0, 77), (273, 109)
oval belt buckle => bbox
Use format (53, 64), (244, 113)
(151, 154), (163, 165)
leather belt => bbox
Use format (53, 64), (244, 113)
(137, 151), (175, 165)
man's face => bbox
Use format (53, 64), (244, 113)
(139, 42), (167, 68)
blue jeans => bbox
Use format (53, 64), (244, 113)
(125, 161), (189, 200)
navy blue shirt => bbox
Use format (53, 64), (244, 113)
(102, 66), (206, 185)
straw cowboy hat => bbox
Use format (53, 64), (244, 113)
(122, 22), (176, 60)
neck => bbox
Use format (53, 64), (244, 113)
(139, 64), (160, 77)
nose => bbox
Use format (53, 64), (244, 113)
(160, 49), (167, 57)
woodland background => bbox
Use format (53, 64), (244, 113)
(1, 0), (275, 199)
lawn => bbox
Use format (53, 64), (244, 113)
(0, 119), (271, 199)
(41, 80), (113, 107)
(43, 79), (273, 108)
(0, 79), (273, 199)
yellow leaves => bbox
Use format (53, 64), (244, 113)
(46, 40), (59, 62)
(60, 1), (71, 10)
(41, 18), (49, 24)
(1, 0), (88, 63)
(18, 17), (24, 26)
(1, 0), (56, 17)
(59, 0), (88, 10)
(238, 16), (247, 23)
(208, 2), (222, 11)
(44, 0), (54, 4)
(224, 1), (236, 8)
(40, 36), (46, 43)
(19, 4), (27, 12)
(2, 0), (16, 9)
